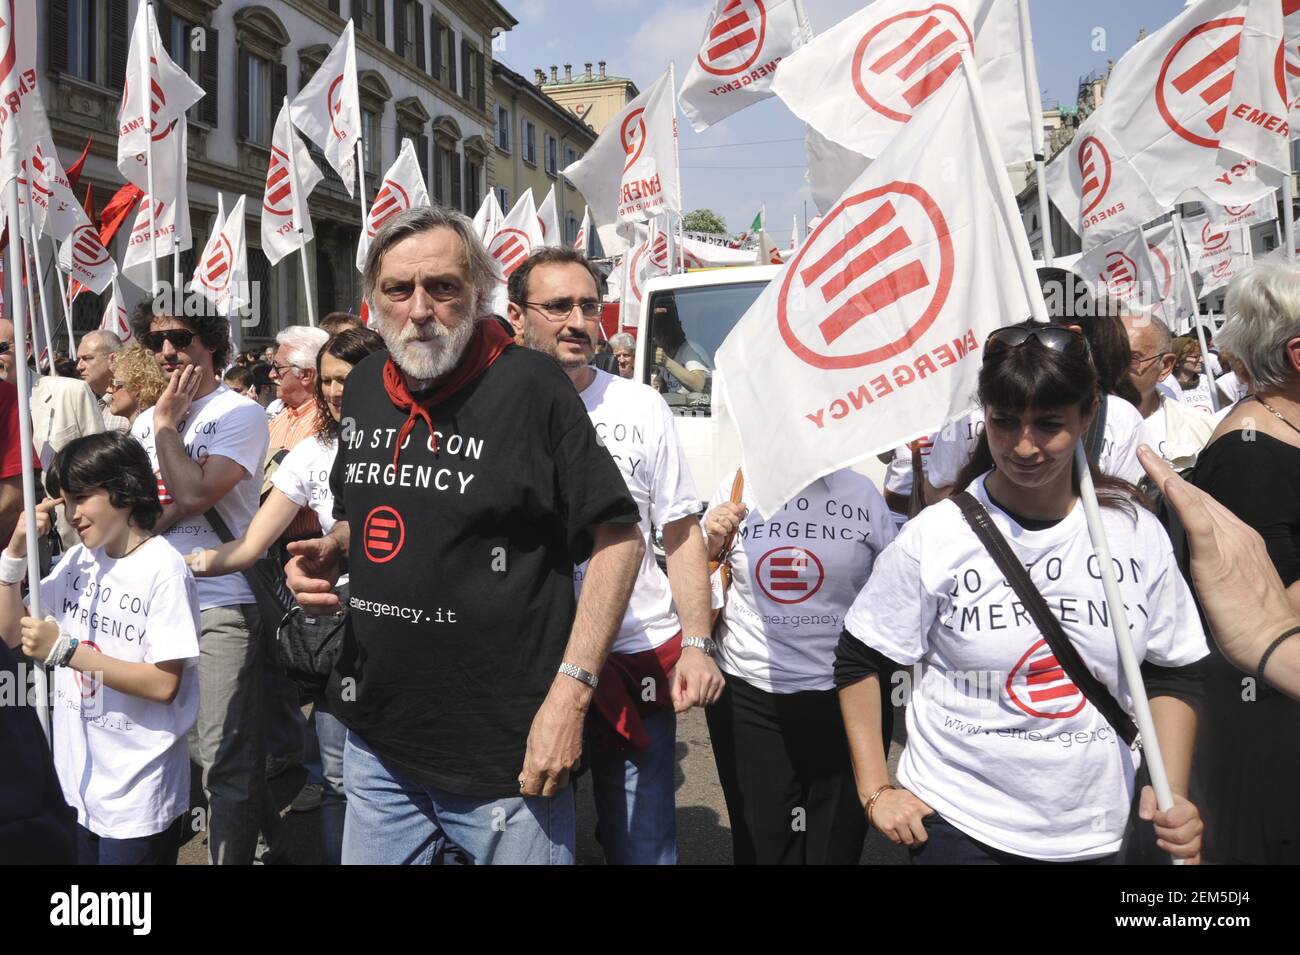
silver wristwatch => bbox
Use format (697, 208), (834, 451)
(558, 662), (599, 688)
(681, 635), (717, 655)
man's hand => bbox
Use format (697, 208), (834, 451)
(285, 536), (342, 614)
(670, 647), (725, 712)
(654, 346), (667, 367)
(6, 498), (59, 557)
(519, 675), (590, 797)
(1139, 786), (1203, 864)
(153, 364), (202, 431)
(1139, 445), (1300, 669)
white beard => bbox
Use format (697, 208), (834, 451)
(375, 308), (477, 383)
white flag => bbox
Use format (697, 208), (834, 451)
(487, 191), (544, 279)
(1218, 0), (1290, 175)
(116, 2), (205, 197)
(1143, 221), (1196, 328)
(756, 230), (784, 266)
(473, 190), (503, 246)
(29, 137), (88, 242)
(1073, 227), (1161, 313)
(806, 126), (871, 216)
(355, 138), (431, 270)
(262, 102), (323, 266)
(290, 21), (362, 195)
(563, 68), (681, 229)
(191, 194), (250, 317)
(59, 222), (118, 296)
(1180, 211), (1231, 268)
(772, 0), (1034, 164)
(717, 57), (1039, 513)
(679, 0), (813, 132)
(100, 279), (132, 342)
(537, 185), (560, 248)
(680, 233), (755, 266)
(573, 205), (591, 254)
(0, 0), (42, 194)
(1201, 191), (1278, 226)
(122, 125), (193, 286)
(1195, 224), (1251, 294)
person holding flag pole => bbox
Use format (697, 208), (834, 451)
(283, 97), (317, 327)
(1170, 211), (1220, 412)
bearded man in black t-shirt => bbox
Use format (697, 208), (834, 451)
(285, 206), (644, 865)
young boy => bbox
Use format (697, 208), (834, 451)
(0, 432), (201, 864)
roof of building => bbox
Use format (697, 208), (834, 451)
(493, 60), (598, 143)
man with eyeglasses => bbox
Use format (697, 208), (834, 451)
(128, 304), (274, 865)
(1122, 312), (1214, 471)
(75, 330), (129, 433)
(509, 247), (720, 865)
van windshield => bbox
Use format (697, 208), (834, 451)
(643, 281), (768, 417)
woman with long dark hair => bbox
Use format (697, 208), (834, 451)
(835, 323), (1209, 863)
(187, 327), (384, 865)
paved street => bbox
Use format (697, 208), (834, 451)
(180, 707), (909, 865)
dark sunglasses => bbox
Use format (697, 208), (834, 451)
(143, 329), (196, 352)
(983, 324), (1089, 364)
(0, 341), (9, 355)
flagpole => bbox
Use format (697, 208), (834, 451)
(284, 98), (317, 327)
(144, 2), (159, 298)
(26, 218), (58, 364)
(51, 250), (75, 354)
(354, 138), (370, 277)
(670, 61), (684, 265)
(2, 177), (50, 741)
(1016, 0), (1053, 267)
(1285, 165), (1297, 263)
(1171, 211), (1220, 411)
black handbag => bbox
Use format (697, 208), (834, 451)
(203, 506), (296, 642)
(952, 491), (1169, 865)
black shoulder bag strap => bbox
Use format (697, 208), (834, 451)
(951, 491), (1139, 747)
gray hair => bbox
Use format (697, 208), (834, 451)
(275, 325), (329, 370)
(1220, 255), (1300, 391)
(1147, 315), (1173, 355)
(609, 332), (635, 352)
(84, 329), (124, 354)
(361, 205), (501, 316)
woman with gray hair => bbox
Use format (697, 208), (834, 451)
(609, 332), (635, 379)
(1188, 255), (1300, 864)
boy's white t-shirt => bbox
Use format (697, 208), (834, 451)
(844, 473), (1208, 860)
(576, 369), (702, 654)
(712, 468), (897, 693)
(131, 385), (270, 610)
(40, 536), (201, 839)
(926, 395), (1146, 488)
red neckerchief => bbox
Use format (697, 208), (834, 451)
(590, 634), (683, 751)
(381, 320), (513, 466)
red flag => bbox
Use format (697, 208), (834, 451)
(97, 182), (143, 246)
(65, 137), (93, 194)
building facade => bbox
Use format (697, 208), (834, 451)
(534, 61), (637, 136)
(44, 0), (515, 349)
(490, 61), (596, 247)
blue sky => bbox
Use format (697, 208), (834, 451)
(497, 0), (1189, 240)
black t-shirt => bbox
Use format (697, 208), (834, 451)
(325, 346), (640, 797)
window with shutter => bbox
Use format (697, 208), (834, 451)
(108, 0), (129, 90)
(496, 106), (510, 151)
(414, 10), (426, 71)
(447, 28), (457, 95)
(418, 134), (430, 184)
(237, 48), (251, 140)
(475, 51), (485, 111)
(375, 0), (386, 45)
(50, 0), (70, 76)
(430, 16), (442, 80)
(461, 40), (471, 102)
(394, 0), (408, 61)
(199, 28), (219, 126)
(272, 63), (287, 122)
(329, 0), (341, 14)
(449, 151), (462, 212)
(433, 143), (445, 203)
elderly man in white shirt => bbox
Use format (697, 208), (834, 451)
(1122, 312), (1215, 472)
(76, 330), (130, 432)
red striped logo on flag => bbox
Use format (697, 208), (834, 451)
(488, 227), (532, 277)
(1077, 135), (1113, 218)
(263, 147), (295, 217)
(852, 5), (975, 123)
(697, 0), (769, 77)
(368, 181), (412, 238)
(71, 224), (111, 269)
(620, 108), (648, 172)
(1100, 251), (1138, 297)
(199, 235), (234, 293)
(1147, 241), (1173, 299)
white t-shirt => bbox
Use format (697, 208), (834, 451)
(844, 473), (1208, 860)
(712, 468), (897, 693)
(926, 395), (1146, 488)
(1173, 374), (1216, 415)
(576, 369), (702, 654)
(883, 434), (936, 497)
(40, 537), (201, 839)
(1215, 371), (1249, 404)
(132, 385), (271, 610)
(272, 434), (349, 590)
(664, 340), (713, 394)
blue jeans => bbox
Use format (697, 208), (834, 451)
(910, 815), (1118, 865)
(340, 731), (576, 865)
(316, 704), (348, 866)
(587, 707), (678, 865)
(76, 816), (184, 865)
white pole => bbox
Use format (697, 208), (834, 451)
(1284, 173), (1296, 263)
(2, 178), (50, 740)
(51, 250), (75, 354)
(1017, 0), (1053, 266)
(1074, 443), (1180, 862)
(354, 137), (370, 274)
(1170, 210), (1219, 409)
(670, 62), (683, 224)
(27, 219), (58, 361)
(143, 25), (159, 298)
(285, 98), (317, 327)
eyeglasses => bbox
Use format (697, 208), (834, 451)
(268, 362), (302, 381)
(983, 325), (1089, 364)
(1129, 351), (1170, 372)
(142, 329), (196, 352)
(525, 299), (602, 322)
(0, 341), (9, 355)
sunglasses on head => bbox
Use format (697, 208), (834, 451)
(983, 324), (1089, 364)
(143, 329), (196, 352)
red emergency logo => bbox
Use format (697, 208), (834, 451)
(620, 107), (647, 172)
(852, 4), (973, 123)
(488, 227), (533, 277)
(1099, 251), (1138, 298)
(328, 74), (351, 140)
(74, 640), (102, 700)
(1201, 220), (1229, 253)
(368, 180), (412, 237)
(1006, 638), (1086, 720)
(198, 235), (233, 293)
(1077, 135), (1112, 218)
(263, 146), (295, 218)
(1156, 16), (1252, 149)
(1222, 203), (1250, 216)
(1209, 258), (1232, 278)
(755, 546), (825, 604)
(0, 1), (17, 90)
(1147, 241), (1172, 299)
(70, 224), (111, 269)
(777, 181), (953, 370)
(120, 59), (175, 144)
(363, 506), (405, 563)
(697, 0), (768, 77)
